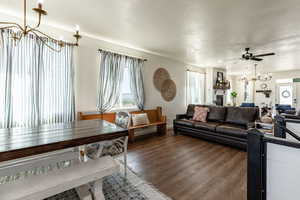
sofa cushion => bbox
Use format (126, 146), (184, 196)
(225, 107), (258, 126)
(207, 106), (226, 122)
(174, 119), (194, 127)
(216, 123), (247, 139)
(193, 106), (209, 122)
(194, 121), (222, 131)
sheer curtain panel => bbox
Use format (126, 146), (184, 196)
(127, 58), (145, 110)
(0, 30), (75, 128)
(97, 51), (125, 113)
(97, 50), (145, 112)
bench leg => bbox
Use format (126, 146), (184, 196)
(157, 124), (167, 135)
(124, 136), (128, 178)
(76, 184), (93, 200)
(128, 129), (135, 142)
(92, 179), (105, 200)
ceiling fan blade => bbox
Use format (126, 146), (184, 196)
(254, 53), (275, 57)
(251, 57), (263, 61)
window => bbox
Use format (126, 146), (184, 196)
(113, 67), (137, 109)
(186, 71), (205, 105)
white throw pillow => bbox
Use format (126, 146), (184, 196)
(132, 113), (150, 126)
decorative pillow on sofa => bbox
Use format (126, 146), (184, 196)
(132, 113), (150, 126)
(186, 104), (207, 118)
(193, 106), (209, 122)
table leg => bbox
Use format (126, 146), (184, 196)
(95, 142), (105, 159)
(128, 129), (135, 142)
(157, 124), (167, 135)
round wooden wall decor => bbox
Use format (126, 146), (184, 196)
(161, 79), (177, 102)
(153, 68), (170, 91)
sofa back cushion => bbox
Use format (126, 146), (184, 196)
(207, 106), (227, 122)
(225, 107), (259, 125)
(186, 104), (196, 118)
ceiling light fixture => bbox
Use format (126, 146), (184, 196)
(0, 0), (82, 52)
(240, 64), (272, 82)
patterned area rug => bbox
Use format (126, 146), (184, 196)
(46, 160), (172, 200)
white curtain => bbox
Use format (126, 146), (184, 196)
(97, 50), (145, 112)
(0, 30), (75, 128)
(97, 51), (125, 113)
(186, 71), (205, 105)
(128, 57), (145, 110)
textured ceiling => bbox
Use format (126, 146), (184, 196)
(1, 0), (300, 74)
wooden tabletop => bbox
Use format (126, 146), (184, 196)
(0, 119), (128, 162)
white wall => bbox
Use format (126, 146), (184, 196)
(75, 36), (205, 127)
(0, 13), (204, 128)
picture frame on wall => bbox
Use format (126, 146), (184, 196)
(216, 72), (224, 83)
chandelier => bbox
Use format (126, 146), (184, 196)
(240, 64), (272, 82)
(0, 0), (82, 52)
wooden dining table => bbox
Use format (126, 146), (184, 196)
(0, 119), (128, 162)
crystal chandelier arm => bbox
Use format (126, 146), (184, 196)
(27, 13), (42, 33)
(0, 22), (25, 31)
(30, 30), (62, 52)
(0, 25), (21, 31)
(30, 27), (62, 43)
(31, 27), (77, 46)
(15, 32), (24, 42)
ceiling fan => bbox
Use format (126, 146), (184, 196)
(242, 47), (275, 61)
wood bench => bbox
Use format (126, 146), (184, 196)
(79, 107), (167, 142)
(0, 155), (119, 200)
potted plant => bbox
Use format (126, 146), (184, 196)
(231, 91), (238, 106)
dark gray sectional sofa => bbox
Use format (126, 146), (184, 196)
(173, 104), (260, 150)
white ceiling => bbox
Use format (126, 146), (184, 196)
(1, 0), (300, 74)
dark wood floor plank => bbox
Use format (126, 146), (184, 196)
(127, 132), (247, 200)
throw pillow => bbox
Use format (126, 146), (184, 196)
(132, 113), (150, 126)
(115, 111), (131, 128)
(193, 106), (209, 122)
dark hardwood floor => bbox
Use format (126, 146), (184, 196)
(127, 131), (247, 200)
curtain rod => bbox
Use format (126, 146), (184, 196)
(98, 48), (148, 61)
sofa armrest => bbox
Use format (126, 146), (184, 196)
(176, 114), (187, 120)
(247, 122), (256, 129)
